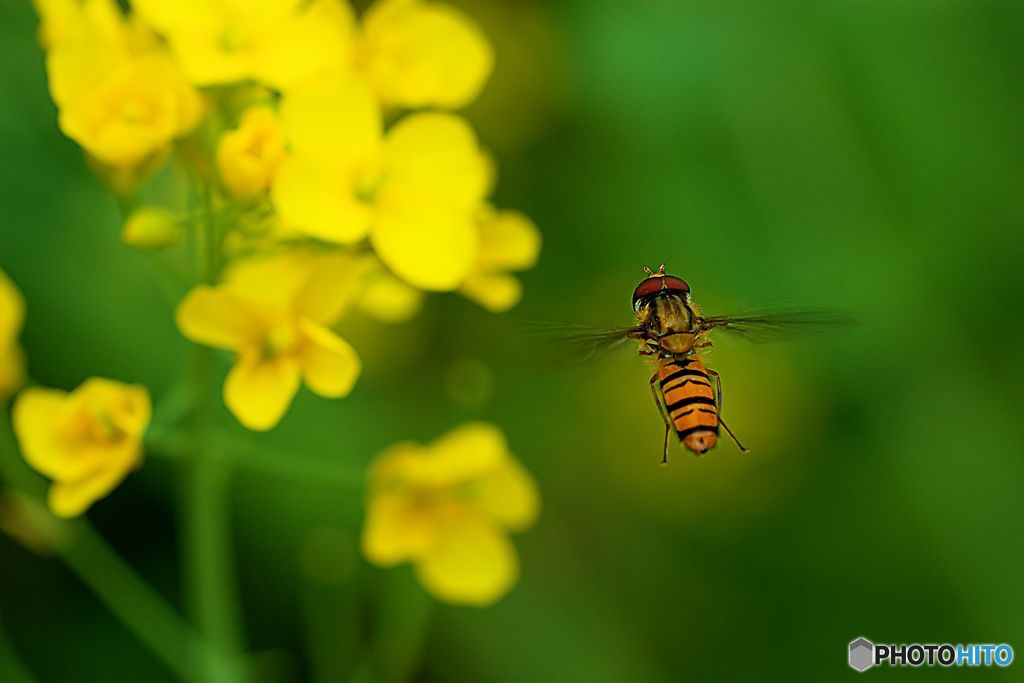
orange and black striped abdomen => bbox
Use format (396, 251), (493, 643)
(657, 356), (719, 454)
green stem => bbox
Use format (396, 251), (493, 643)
(146, 428), (365, 491)
(182, 348), (245, 683)
(60, 520), (219, 681)
(351, 572), (433, 683)
(178, 128), (246, 682)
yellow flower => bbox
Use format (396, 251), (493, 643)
(272, 76), (489, 290)
(362, 422), (539, 606)
(176, 250), (366, 431)
(57, 55), (202, 169)
(357, 0), (493, 109)
(12, 378), (151, 518)
(0, 270), (26, 398)
(121, 206), (181, 249)
(35, 0), (201, 168)
(216, 106), (287, 200)
(459, 206), (541, 312)
(131, 0), (354, 90)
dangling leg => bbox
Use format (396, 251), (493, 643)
(719, 417), (749, 452)
(649, 373), (673, 465)
(706, 368), (749, 452)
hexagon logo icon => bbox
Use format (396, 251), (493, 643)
(849, 637), (874, 672)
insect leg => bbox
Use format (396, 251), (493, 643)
(706, 368), (749, 452)
(649, 372), (672, 466)
(719, 417), (749, 453)
(706, 367), (724, 414)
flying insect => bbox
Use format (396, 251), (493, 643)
(565, 265), (849, 463)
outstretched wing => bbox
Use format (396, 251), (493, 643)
(696, 309), (858, 343)
(518, 321), (644, 362)
(559, 325), (645, 360)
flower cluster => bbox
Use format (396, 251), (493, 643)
(23, 0), (542, 605)
(35, 0), (540, 430)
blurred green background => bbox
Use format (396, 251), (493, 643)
(3, 0), (1024, 680)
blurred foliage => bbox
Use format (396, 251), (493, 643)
(2, 0), (1024, 681)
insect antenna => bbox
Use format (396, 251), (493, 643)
(718, 417), (749, 452)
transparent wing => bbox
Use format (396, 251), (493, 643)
(559, 326), (645, 360)
(696, 309), (859, 343)
(516, 320), (644, 362)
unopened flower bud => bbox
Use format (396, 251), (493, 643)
(121, 207), (181, 250)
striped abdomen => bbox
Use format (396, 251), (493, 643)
(658, 356), (719, 455)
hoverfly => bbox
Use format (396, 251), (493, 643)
(563, 265), (850, 464)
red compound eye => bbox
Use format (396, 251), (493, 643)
(631, 274), (690, 308)
(632, 277), (664, 303)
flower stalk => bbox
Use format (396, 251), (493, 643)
(180, 180), (246, 680)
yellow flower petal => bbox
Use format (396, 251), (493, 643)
(272, 156), (373, 243)
(478, 209), (540, 271)
(224, 352), (302, 431)
(367, 439), (425, 486)
(475, 459), (539, 532)
(0, 269), (25, 349)
(48, 444), (138, 518)
(362, 484), (438, 565)
(422, 422), (508, 485)
(128, 0), (221, 37)
(371, 209), (478, 291)
(459, 272), (522, 313)
(294, 252), (370, 325)
(13, 388), (95, 480)
(458, 209), (539, 312)
(176, 285), (268, 350)
(254, 0), (355, 91)
(297, 320), (361, 398)
(368, 422), (508, 488)
(223, 250), (311, 308)
(34, 0), (86, 49)
(415, 513), (518, 606)
(0, 343), (26, 398)
(280, 75), (381, 163)
(165, 33), (253, 86)
(379, 113), (488, 211)
(358, 0), (493, 109)
(368, 113), (487, 288)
